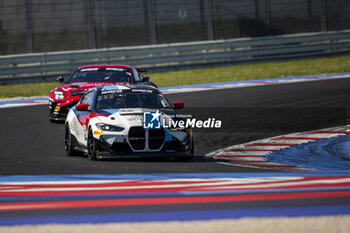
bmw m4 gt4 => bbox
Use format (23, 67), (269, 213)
(65, 85), (194, 160)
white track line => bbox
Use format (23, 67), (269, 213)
(207, 125), (350, 170)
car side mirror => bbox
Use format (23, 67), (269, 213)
(57, 76), (64, 83)
(141, 76), (149, 82)
(75, 103), (90, 111)
(172, 101), (184, 109)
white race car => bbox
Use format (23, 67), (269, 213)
(65, 85), (194, 160)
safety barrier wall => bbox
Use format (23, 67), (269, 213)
(1, 30), (350, 84)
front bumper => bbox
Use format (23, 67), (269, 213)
(49, 99), (76, 121)
(96, 151), (191, 159)
(95, 132), (192, 159)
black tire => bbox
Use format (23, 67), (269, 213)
(87, 129), (99, 160)
(65, 125), (78, 156)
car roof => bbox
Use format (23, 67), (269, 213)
(78, 64), (133, 69)
(97, 85), (158, 92)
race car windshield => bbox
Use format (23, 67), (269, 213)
(96, 91), (171, 109)
(68, 68), (132, 83)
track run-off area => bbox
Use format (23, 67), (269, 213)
(0, 73), (350, 231)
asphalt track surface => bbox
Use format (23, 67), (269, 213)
(1, 77), (350, 225)
(1, 78), (349, 175)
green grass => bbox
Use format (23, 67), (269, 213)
(1, 55), (350, 99)
(150, 55), (350, 87)
(0, 82), (59, 99)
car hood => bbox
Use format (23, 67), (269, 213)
(50, 81), (133, 103)
(93, 108), (177, 127)
(58, 82), (132, 92)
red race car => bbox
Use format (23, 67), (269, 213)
(49, 64), (157, 122)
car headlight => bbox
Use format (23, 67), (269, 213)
(54, 90), (65, 100)
(96, 123), (124, 132)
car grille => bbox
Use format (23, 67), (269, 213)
(149, 128), (165, 150)
(128, 127), (146, 150)
(128, 127), (165, 151)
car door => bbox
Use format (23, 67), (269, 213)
(75, 91), (95, 145)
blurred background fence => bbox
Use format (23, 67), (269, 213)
(1, 0), (350, 55)
(1, 30), (350, 84)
